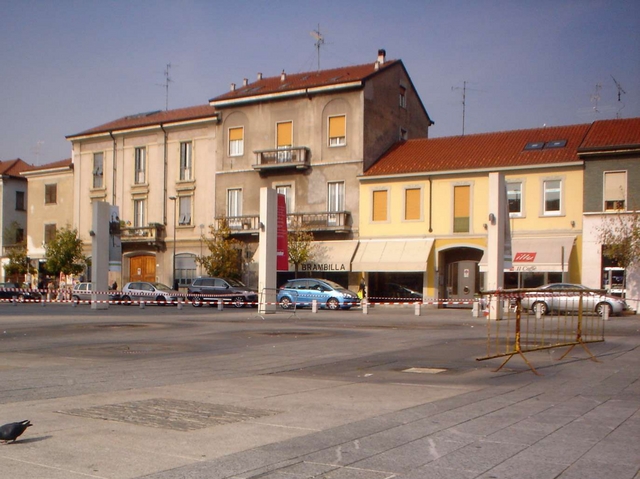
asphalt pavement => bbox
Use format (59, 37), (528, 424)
(0, 302), (638, 478)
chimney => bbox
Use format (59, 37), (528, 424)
(243, 78), (249, 87)
(257, 72), (263, 81)
(377, 49), (386, 65)
(281, 70), (286, 82)
(230, 83), (236, 91)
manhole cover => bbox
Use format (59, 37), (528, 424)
(60, 398), (278, 431)
(402, 367), (447, 374)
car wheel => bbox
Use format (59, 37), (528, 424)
(326, 298), (340, 310)
(532, 301), (548, 315)
(279, 296), (293, 309)
(233, 296), (245, 308)
(156, 296), (167, 306)
(192, 298), (203, 307)
(17, 294), (26, 303)
(121, 295), (131, 304)
(596, 302), (612, 317)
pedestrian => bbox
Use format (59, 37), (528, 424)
(358, 277), (366, 299)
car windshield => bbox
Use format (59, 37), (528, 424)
(152, 283), (173, 291)
(225, 278), (246, 287)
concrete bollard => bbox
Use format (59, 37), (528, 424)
(535, 303), (543, 319)
(177, 299), (183, 310)
(12, 296), (16, 306)
(362, 299), (368, 314)
(140, 301), (145, 309)
(603, 305), (610, 321)
(218, 300), (223, 311)
(414, 302), (421, 316)
(312, 299), (318, 313)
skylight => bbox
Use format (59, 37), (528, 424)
(545, 140), (567, 148)
(524, 142), (544, 150)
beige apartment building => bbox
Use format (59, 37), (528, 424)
(66, 50), (433, 289)
(20, 159), (74, 285)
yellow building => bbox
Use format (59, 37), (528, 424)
(358, 124), (589, 303)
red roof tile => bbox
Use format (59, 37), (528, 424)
(0, 158), (34, 177)
(579, 117), (640, 150)
(364, 124), (593, 176)
(67, 105), (218, 138)
(210, 60), (400, 104)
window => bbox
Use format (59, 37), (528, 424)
(227, 188), (242, 228)
(604, 171), (626, 211)
(15, 228), (24, 244)
(328, 181), (345, 226)
(328, 115), (346, 147)
(543, 180), (561, 215)
(404, 187), (421, 220)
(45, 184), (57, 204)
(180, 141), (192, 181)
(399, 85), (407, 108)
(15, 191), (25, 211)
(175, 254), (197, 286)
(44, 224), (56, 244)
(133, 199), (146, 228)
(372, 190), (388, 222)
(277, 121), (293, 162)
(453, 185), (470, 232)
(276, 185), (292, 213)
(134, 147), (146, 184)
(507, 182), (522, 216)
(93, 152), (103, 189)
(178, 196), (192, 226)
(229, 127), (244, 156)
(399, 128), (408, 141)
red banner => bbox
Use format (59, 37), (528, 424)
(513, 252), (536, 262)
(276, 194), (289, 271)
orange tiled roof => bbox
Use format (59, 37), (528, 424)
(209, 60), (400, 105)
(579, 117), (640, 150)
(67, 104), (218, 138)
(23, 158), (72, 172)
(364, 124), (593, 176)
(0, 158), (34, 177)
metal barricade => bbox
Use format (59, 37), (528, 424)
(477, 288), (607, 375)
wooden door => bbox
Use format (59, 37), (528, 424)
(129, 255), (156, 283)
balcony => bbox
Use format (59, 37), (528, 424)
(215, 211), (351, 235)
(252, 147), (311, 173)
(120, 223), (165, 249)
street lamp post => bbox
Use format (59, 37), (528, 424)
(169, 196), (177, 289)
(199, 224), (204, 276)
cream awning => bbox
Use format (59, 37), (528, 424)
(479, 236), (575, 273)
(352, 238), (435, 272)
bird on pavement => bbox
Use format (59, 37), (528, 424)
(0, 420), (32, 443)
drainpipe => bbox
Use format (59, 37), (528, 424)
(160, 124), (168, 225)
(109, 131), (117, 205)
(428, 177), (433, 233)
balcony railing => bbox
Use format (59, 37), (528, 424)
(253, 147), (311, 172)
(120, 224), (165, 247)
(215, 211), (351, 234)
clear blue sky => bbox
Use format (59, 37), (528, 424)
(1, 0), (638, 165)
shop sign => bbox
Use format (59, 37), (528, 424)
(513, 252), (536, 262)
(300, 263), (347, 271)
(511, 265), (537, 272)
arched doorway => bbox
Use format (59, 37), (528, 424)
(440, 247), (483, 306)
(129, 255), (156, 283)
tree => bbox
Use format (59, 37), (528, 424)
(196, 220), (242, 280)
(4, 243), (35, 283)
(597, 210), (640, 270)
(45, 227), (87, 277)
(287, 223), (315, 278)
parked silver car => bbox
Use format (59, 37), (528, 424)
(520, 283), (627, 316)
(120, 282), (179, 305)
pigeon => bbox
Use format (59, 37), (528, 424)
(0, 420), (32, 443)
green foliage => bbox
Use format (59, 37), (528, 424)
(3, 242), (35, 279)
(287, 223), (315, 277)
(597, 211), (640, 269)
(196, 220), (242, 280)
(45, 226), (87, 277)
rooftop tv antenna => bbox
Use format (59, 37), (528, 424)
(310, 25), (325, 71)
(611, 75), (626, 118)
(451, 81), (483, 136)
(156, 63), (173, 111)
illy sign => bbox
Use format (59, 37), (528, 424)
(513, 252), (536, 262)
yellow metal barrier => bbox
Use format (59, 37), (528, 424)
(477, 288), (608, 375)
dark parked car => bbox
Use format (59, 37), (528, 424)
(277, 278), (360, 310)
(0, 282), (41, 302)
(373, 283), (423, 301)
(187, 277), (258, 308)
